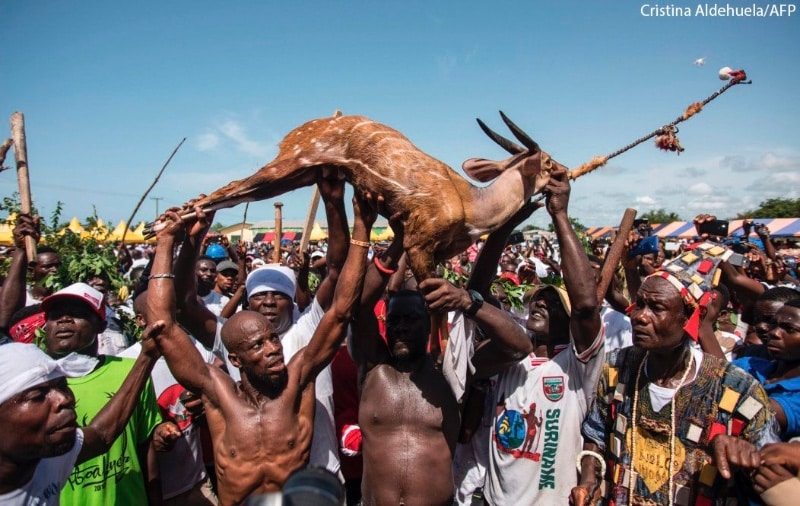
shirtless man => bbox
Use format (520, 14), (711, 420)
(351, 198), (535, 505)
(147, 196), (375, 504)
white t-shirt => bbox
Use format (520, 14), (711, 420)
(97, 307), (130, 357)
(484, 329), (605, 505)
(212, 299), (340, 474)
(0, 429), (85, 505)
(118, 338), (215, 499)
(202, 291), (230, 317)
(601, 304), (632, 352)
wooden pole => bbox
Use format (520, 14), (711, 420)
(10, 112), (37, 263)
(596, 208), (637, 305)
(273, 202), (283, 263)
(239, 202), (249, 243)
(299, 186), (321, 253)
(121, 137), (185, 245)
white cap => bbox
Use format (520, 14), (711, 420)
(42, 283), (106, 321)
(246, 265), (297, 301)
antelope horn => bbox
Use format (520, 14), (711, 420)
(499, 111), (540, 153)
(476, 118), (524, 155)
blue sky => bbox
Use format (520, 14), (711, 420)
(1, 1), (797, 231)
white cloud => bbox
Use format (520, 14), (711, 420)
(196, 132), (219, 151)
(194, 118), (271, 158)
(634, 195), (657, 205)
(686, 199), (727, 211)
(687, 182), (713, 195)
(748, 171), (800, 196)
(756, 153), (800, 172)
(218, 120), (270, 158)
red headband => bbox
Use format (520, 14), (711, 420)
(9, 312), (46, 344)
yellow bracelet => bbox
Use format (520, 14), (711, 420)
(350, 239), (370, 248)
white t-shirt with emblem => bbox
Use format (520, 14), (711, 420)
(484, 330), (604, 505)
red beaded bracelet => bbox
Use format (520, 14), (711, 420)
(373, 255), (397, 275)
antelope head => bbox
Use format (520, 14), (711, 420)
(462, 111), (565, 196)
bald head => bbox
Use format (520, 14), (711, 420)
(221, 310), (277, 353)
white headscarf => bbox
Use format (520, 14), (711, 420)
(0, 343), (98, 406)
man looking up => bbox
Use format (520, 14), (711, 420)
(483, 167), (604, 504)
(0, 327), (162, 504)
(172, 176), (351, 476)
(41, 283), (163, 505)
(148, 193), (375, 504)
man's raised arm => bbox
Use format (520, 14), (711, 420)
(149, 210), (226, 402)
(172, 205), (219, 349)
(0, 214), (40, 331)
(544, 168), (601, 353)
(296, 192), (376, 385)
(312, 175), (349, 310)
(78, 321), (162, 464)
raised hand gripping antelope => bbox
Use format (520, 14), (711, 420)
(147, 111), (565, 283)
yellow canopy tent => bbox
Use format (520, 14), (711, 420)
(0, 228), (12, 246)
(309, 222), (327, 241)
(370, 228), (382, 241)
(0, 214), (15, 246)
(106, 220), (129, 242)
(126, 222), (156, 243)
(67, 217), (83, 234)
(87, 219), (109, 241)
(59, 217), (91, 239)
(377, 225), (394, 241)
(0, 213), (17, 246)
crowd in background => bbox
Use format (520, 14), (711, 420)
(1, 178), (800, 506)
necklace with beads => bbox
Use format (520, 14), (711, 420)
(629, 350), (694, 506)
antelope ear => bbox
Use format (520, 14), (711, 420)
(462, 158), (504, 183)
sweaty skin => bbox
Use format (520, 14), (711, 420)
(150, 198), (373, 504)
(200, 332), (317, 501)
(359, 358), (461, 505)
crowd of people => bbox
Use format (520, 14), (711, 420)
(1, 167), (799, 506)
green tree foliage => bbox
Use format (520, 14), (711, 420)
(1, 193), (125, 292)
(639, 208), (682, 223)
(736, 198), (800, 219)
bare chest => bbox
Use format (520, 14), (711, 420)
(360, 364), (459, 433)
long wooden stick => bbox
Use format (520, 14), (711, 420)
(239, 202), (249, 243)
(299, 186), (321, 253)
(569, 77), (750, 181)
(121, 137), (186, 245)
(10, 112), (37, 263)
(596, 208), (637, 305)
(273, 202), (283, 263)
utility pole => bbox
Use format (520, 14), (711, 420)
(150, 197), (163, 218)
